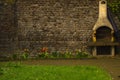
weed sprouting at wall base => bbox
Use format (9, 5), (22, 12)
(0, 67), (4, 75)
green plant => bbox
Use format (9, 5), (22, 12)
(37, 53), (45, 58)
(44, 52), (49, 58)
(76, 51), (89, 58)
(20, 53), (29, 60)
(11, 53), (19, 60)
(37, 52), (49, 59)
(0, 67), (3, 75)
(36, 47), (49, 59)
(108, 0), (120, 21)
(64, 51), (72, 58)
(59, 52), (66, 58)
(51, 51), (61, 58)
(19, 49), (30, 60)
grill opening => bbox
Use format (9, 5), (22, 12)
(97, 46), (111, 55)
(96, 26), (112, 55)
(96, 26), (111, 42)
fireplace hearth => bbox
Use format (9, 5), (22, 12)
(88, 0), (120, 56)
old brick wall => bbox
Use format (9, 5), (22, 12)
(16, 0), (99, 53)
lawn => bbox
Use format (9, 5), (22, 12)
(0, 62), (112, 80)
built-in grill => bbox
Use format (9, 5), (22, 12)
(89, 0), (120, 56)
(96, 26), (111, 42)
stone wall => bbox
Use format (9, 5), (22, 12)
(0, 1), (16, 55)
(16, 0), (99, 53)
(0, 0), (120, 55)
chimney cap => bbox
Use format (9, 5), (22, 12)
(100, 0), (107, 3)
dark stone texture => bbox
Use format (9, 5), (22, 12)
(16, 0), (98, 53)
(0, 1), (17, 55)
(0, 0), (119, 55)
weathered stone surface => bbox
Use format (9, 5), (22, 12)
(16, 0), (99, 53)
(0, 1), (17, 54)
(0, 0), (120, 55)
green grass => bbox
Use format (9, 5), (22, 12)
(0, 62), (112, 80)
